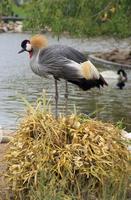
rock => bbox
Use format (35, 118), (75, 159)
(1, 136), (12, 143)
(14, 22), (23, 33)
(121, 130), (131, 151)
(122, 130), (131, 139)
(127, 146), (131, 151)
(2, 25), (8, 32)
(7, 21), (15, 31)
(0, 22), (8, 32)
(0, 127), (13, 144)
(0, 20), (23, 33)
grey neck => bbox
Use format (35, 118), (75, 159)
(32, 48), (40, 58)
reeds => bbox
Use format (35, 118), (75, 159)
(5, 97), (130, 200)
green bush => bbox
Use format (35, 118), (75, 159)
(0, 0), (13, 16)
(24, 0), (131, 38)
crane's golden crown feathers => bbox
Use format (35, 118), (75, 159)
(30, 35), (48, 49)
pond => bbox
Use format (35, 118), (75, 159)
(0, 33), (131, 131)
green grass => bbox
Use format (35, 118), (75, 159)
(12, 4), (27, 17)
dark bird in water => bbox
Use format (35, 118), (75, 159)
(117, 69), (127, 89)
(18, 35), (108, 118)
(101, 69), (128, 89)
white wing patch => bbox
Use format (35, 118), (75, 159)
(66, 60), (100, 80)
(68, 60), (81, 69)
(66, 60), (83, 78)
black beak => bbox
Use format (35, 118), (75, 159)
(18, 49), (25, 54)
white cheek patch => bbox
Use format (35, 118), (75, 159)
(26, 43), (32, 51)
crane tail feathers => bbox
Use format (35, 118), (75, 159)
(68, 68), (108, 90)
(68, 77), (107, 90)
(71, 60), (108, 90)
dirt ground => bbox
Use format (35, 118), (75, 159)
(0, 143), (8, 199)
(0, 131), (14, 200)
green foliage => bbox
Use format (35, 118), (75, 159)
(12, 3), (27, 17)
(30, 173), (130, 200)
(101, 175), (129, 200)
(0, 0), (28, 17)
(24, 0), (131, 38)
(0, 0), (13, 16)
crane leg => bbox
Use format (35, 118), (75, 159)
(54, 79), (58, 119)
(65, 80), (68, 116)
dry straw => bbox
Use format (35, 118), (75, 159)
(5, 96), (130, 200)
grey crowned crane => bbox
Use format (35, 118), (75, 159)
(19, 35), (108, 118)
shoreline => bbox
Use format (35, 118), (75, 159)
(0, 131), (15, 199)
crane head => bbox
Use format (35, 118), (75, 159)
(18, 39), (32, 54)
(18, 35), (48, 56)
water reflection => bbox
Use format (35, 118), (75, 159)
(0, 33), (131, 131)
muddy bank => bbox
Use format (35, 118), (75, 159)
(96, 49), (131, 66)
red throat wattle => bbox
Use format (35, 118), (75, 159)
(29, 51), (33, 58)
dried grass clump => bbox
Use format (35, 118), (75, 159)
(5, 100), (130, 200)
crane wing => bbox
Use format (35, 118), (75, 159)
(38, 45), (100, 81)
(39, 45), (87, 64)
(38, 45), (86, 80)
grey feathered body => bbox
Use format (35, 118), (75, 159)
(30, 45), (107, 90)
(30, 45), (86, 79)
